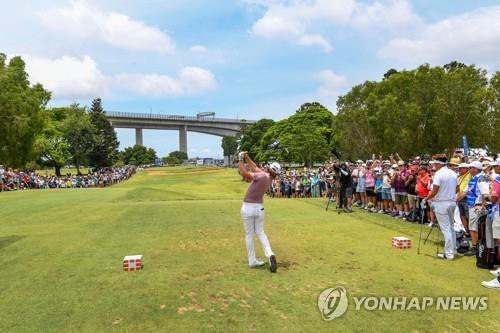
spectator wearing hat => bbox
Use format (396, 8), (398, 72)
(449, 150), (463, 166)
(456, 163), (472, 235)
(463, 161), (491, 256)
(490, 160), (500, 185)
(424, 156), (458, 260)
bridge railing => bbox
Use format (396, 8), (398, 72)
(104, 111), (252, 124)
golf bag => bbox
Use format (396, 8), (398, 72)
(455, 230), (470, 254)
(476, 210), (497, 269)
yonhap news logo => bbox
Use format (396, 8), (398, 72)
(317, 286), (488, 321)
(317, 286), (349, 320)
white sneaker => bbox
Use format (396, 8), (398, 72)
(481, 278), (500, 290)
(490, 268), (500, 277)
(427, 222), (434, 228)
(437, 253), (454, 260)
(249, 260), (265, 268)
(378, 209), (384, 214)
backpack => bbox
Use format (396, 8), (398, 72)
(455, 230), (470, 254)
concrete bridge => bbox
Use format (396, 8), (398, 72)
(105, 111), (254, 153)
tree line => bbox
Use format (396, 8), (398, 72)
(235, 62), (499, 165)
(0, 53), (159, 175)
(2, 54), (498, 170)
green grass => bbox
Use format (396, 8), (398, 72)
(0, 167), (499, 332)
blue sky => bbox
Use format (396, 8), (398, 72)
(2, 0), (500, 158)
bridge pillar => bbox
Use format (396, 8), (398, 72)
(135, 128), (143, 146)
(179, 125), (187, 154)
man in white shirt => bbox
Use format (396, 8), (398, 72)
(424, 156), (458, 260)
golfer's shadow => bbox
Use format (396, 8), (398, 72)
(0, 235), (25, 250)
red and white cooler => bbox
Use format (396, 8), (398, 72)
(392, 237), (412, 249)
(123, 255), (143, 271)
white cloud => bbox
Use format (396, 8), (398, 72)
(315, 69), (347, 96)
(249, 0), (419, 52)
(40, 0), (174, 54)
(352, 0), (421, 29)
(298, 34), (332, 53)
(189, 45), (208, 53)
(116, 67), (217, 97)
(21, 54), (216, 99)
(24, 55), (109, 99)
(378, 5), (500, 70)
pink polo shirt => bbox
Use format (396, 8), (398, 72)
(244, 171), (271, 204)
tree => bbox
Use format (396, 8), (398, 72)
(120, 145), (157, 165)
(35, 107), (71, 176)
(61, 104), (96, 175)
(281, 124), (330, 167)
(239, 118), (275, 160)
(335, 63), (492, 159)
(168, 150), (188, 161)
(221, 136), (238, 164)
(162, 156), (182, 165)
(88, 98), (119, 168)
(257, 102), (334, 164)
(0, 54), (50, 168)
(489, 71), (500, 151)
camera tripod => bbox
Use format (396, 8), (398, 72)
(417, 206), (441, 255)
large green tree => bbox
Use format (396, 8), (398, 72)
(61, 104), (96, 175)
(221, 136), (238, 163)
(335, 62), (492, 159)
(120, 145), (157, 165)
(35, 107), (71, 176)
(239, 119), (275, 159)
(488, 71), (500, 151)
(257, 102), (334, 166)
(88, 98), (119, 168)
(0, 54), (50, 168)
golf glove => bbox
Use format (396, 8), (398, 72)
(420, 199), (427, 210)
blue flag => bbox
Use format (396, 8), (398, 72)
(462, 135), (469, 156)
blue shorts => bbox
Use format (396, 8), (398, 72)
(381, 188), (392, 200)
(356, 178), (366, 193)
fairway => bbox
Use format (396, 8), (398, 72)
(1, 167), (499, 332)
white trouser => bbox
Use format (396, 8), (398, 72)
(432, 201), (457, 257)
(241, 202), (274, 265)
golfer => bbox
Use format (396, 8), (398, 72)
(423, 155), (458, 260)
(239, 151), (279, 273)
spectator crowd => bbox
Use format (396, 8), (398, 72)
(0, 166), (137, 192)
(266, 149), (500, 289)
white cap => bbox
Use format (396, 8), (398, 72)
(458, 163), (469, 168)
(469, 161), (483, 170)
(269, 162), (281, 174)
(356, 160), (363, 163)
(430, 160), (446, 165)
(391, 164), (397, 168)
(490, 160), (499, 167)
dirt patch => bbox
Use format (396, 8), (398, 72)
(278, 259), (298, 271)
